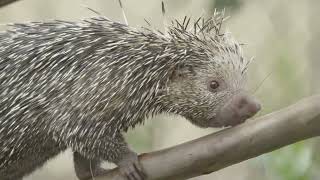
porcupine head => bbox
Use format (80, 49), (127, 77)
(156, 14), (261, 128)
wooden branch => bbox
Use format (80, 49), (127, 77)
(0, 0), (21, 8)
(94, 95), (320, 180)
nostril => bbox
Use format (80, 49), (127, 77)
(238, 98), (248, 109)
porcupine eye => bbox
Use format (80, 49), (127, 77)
(208, 80), (220, 92)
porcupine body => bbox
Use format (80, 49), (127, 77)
(0, 12), (260, 180)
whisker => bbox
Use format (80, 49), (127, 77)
(253, 71), (274, 94)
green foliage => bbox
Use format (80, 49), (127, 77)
(273, 49), (305, 105)
(125, 121), (153, 152)
(265, 141), (312, 180)
(213, 0), (242, 13)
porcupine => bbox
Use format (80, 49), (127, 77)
(0, 2), (261, 180)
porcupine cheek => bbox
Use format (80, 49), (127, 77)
(215, 91), (261, 127)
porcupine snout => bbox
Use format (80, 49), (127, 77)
(216, 91), (261, 127)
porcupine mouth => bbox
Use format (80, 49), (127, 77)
(213, 107), (258, 128)
(208, 109), (251, 128)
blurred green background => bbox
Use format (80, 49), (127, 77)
(1, 0), (319, 179)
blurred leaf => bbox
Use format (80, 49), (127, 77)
(213, 0), (242, 13)
(265, 141), (312, 180)
(125, 120), (153, 152)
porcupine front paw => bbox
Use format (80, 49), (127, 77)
(117, 151), (146, 180)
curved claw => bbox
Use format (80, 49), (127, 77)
(117, 152), (146, 180)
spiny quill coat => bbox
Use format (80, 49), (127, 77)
(0, 10), (260, 180)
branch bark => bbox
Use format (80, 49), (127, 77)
(95, 95), (320, 180)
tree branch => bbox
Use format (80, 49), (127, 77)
(0, 0), (21, 8)
(93, 95), (320, 180)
